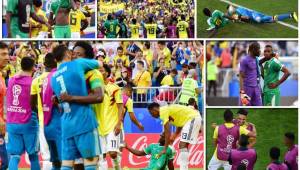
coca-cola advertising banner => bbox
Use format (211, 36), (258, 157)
(18, 133), (204, 168)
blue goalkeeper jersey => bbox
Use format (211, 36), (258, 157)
(51, 58), (99, 139)
(236, 7), (264, 20)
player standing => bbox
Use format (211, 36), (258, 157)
(239, 42), (262, 106)
(144, 16), (158, 39)
(267, 147), (288, 170)
(50, 45), (102, 170)
(177, 15), (189, 38)
(147, 103), (202, 170)
(104, 14), (119, 38)
(207, 109), (256, 170)
(228, 135), (257, 170)
(31, 0), (49, 38)
(129, 19), (140, 38)
(6, 57), (40, 169)
(166, 20), (178, 38)
(283, 132), (298, 170)
(69, 0), (89, 38)
(259, 45), (291, 106)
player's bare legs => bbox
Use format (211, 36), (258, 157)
(109, 151), (121, 170)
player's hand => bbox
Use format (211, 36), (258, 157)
(114, 122), (121, 136)
(138, 123), (144, 131)
(268, 82), (278, 89)
(211, 123), (217, 129)
(240, 90), (251, 106)
(60, 93), (73, 102)
(80, 30), (85, 36)
(52, 95), (59, 105)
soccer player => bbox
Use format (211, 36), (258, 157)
(207, 109), (256, 170)
(144, 16), (158, 39)
(147, 103), (202, 170)
(122, 84), (144, 131)
(6, 0), (49, 38)
(0, 42), (9, 170)
(177, 15), (189, 38)
(228, 135), (257, 170)
(50, 44), (102, 170)
(239, 42), (262, 106)
(31, 0), (49, 38)
(129, 18), (140, 38)
(283, 132), (298, 170)
(166, 19), (178, 38)
(202, 8), (230, 37)
(259, 45), (291, 106)
(227, 5), (298, 23)
(104, 14), (119, 38)
(49, 0), (75, 38)
(69, 0), (89, 38)
(30, 53), (61, 170)
(97, 64), (124, 170)
(118, 16), (128, 38)
(125, 133), (175, 170)
(6, 57), (40, 170)
(267, 147), (288, 170)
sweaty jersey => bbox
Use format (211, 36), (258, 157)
(51, 0), (71, 16)
(51, 58), (99, 139)
(263, 57), (284, 93)
(143, 144), (175, 170)
(104, 19), (118, 38)
(145, 23), (157, 39)
(159, 104), (199, 127)
(70, 9), (86, 32)
(177, 21), (189, 38)
(130, 24), (140, 38)
(207, 10), (229, 30)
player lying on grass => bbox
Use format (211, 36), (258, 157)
(211, 109), (257, 148)
(226, 5), (298, 23)
(124, 132), (175, 170)
(259, 45), (291, 106)
(148, 103), (202, 170)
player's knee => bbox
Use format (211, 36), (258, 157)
(179, 141), (189, 149)
(109, 152), (118, 159)
(255, 17), (261, 23)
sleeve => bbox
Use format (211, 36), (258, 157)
(144, 144), (153, 155)
(239, 126), (250, 135)
(77, 58), (99, 72)
(7, 0), (17, 13)
(80, 11), (86, 20)
(114, 87), (123, 104)
(272, 59), (283, 72)
(88, 70), (104, 90)
(239, 58), (246, 73)
(215, 10), (224, 17)
(126, 98), (134, 113)
(30, 78), (39, 95)
(213, 126), (218, 139)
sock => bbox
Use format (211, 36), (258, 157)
(85, 165), (97, 170)
(8, 155), (21, 170)
(42, 160), (52, 170)
(29, 154), (41, 170)
(60, 166), (72, 170)
(112, 155), (121, 170)
(277, 13), (292, 21)
(98, 155), (108, 170)
(179, 148), (189, 170)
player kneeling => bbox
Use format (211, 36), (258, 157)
(148, 103), (202, 170)
(125, 133), (175, 170)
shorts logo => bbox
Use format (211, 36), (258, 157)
(241, 159), (249, 167)
(12, 85), (22, 106)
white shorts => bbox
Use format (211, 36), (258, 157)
(99, 129), (125, 153)
(39, 126), (50, 161)
(180, 116), (202, 144)
(208, 155), (231, 170)
(37, 32), (48, 39)
(71, 32), (81, 38)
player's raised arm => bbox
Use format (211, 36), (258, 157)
(124, 143), (147, 156)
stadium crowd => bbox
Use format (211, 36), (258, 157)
(98, 0), (195, 38)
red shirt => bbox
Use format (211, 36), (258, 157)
(0, 74), (6, 120)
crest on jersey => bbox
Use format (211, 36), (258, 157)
(12, 85), (22, 106)
(226, 135), (234, 145)
(241, 159), (249, 167)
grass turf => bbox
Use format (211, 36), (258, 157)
(206, 108), (298, 169)
(197, 0), (298, 38)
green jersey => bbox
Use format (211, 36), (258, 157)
(207, 10), (229, 30)
(143, 144), (175, 170)
(50, 0), (71, 16)
(263, 57), (283, 92)
(104, 19), (118, 38)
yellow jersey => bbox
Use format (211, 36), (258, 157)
(130, 24), (140, 38)
(3, 64), (17, 78)
(159, 104), (199, 127)
(30, 9), (48, 37)
(143, 49), (153, 73)
(97, 82), (123, 136)
(70, 9), (86, 33)
(133, 70), (151, 94)
(145, 24), (157, 39)
(161, 75), (174, 86)
(113, 55), (130, 67)
(30, 72), (49, 127)
(177, 21), (189, 38)
(160, 47), (171, 68)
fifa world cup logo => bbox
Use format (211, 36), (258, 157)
(12, 85), (22, 106)
(22, 5), (31, 27)
(225, 135), (234, 152)
(241, 159), (249, 167)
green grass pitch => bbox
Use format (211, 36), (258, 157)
(206, 108), (298, 170)
(197, 0), (298, 38)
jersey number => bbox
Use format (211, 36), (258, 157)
(70, 13), (77, 25)
(111, 140), (117, 148)
(110, 25), (115, 32)
(182, 133), (188, 139)
(148, 27), (155, 34)
(179, 25), (185, 32)
(56, 75), (71, 113)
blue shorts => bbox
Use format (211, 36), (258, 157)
(7, 132), (39, 155)
(0, 135), (8, 169)
(62, 129), (101, 160)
